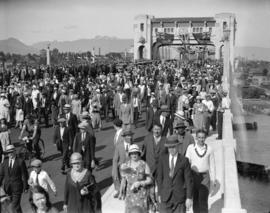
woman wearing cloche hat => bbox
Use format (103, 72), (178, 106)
(63, 152), (100, 213)
(119, 144), (153, 213)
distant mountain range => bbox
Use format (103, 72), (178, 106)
(0, 37), (270, 62)
(0, 37), (133, 55)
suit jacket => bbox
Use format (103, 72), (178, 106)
(155, 115), (173, 137)
(167, 94), (177, 114)
(53, 125), (72, 152)
(178, 132), (195, 155)
(23, 98), (33, 116)
(100, 94), (110, 109)
(0, 157), (29, 195)
(142, 133), (166, 176)
(66, 112), (78, 140)
(73, 132), (95, 169)
(157, 153), (193, 204)
(145, 107), (160, 131)
(112, 141), (131, 180)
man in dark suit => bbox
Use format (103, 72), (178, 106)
(73, 122), (95, 171)
(155, 105), (173, 137)
(112, 128), (133, 198)
(142, 122), (166, 179)
(0, 144), (29, 213)
(174, 121), (195, 155)
(145, 100), (160, 132)
(53, 117), (72, 174)
(157, 135), (193, 213)
(39, 92), (50, 127)
(63, 104), (78, 141)
(100, 89), (110, 121)
(166, 88), (178, 118)
(23, 92), (33, 118)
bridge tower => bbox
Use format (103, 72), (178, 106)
(134, 15), (154, 60)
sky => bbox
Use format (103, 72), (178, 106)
(0, 0), (270, 47)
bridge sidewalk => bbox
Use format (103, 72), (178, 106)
(102, 133), (224, 213)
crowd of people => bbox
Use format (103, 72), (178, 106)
(0, 58), (230, 213)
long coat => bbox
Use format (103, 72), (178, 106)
(73, 132), (95, 169)
(53, 125), (72, 153)
(145, 107), (160, 131)
(142, 133), (166, 177)
(157, 153), (193, 204)
(66, 112), (78, 141)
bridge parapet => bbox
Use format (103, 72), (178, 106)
(221, 28), (246, 213)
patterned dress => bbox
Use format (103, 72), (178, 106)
(121, 160), (150, 213)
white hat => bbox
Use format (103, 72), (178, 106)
(128, 144), (141, 155)
(63, 104), (71, 109)
(5, 144), (15, 153)
(174, 110), (185, 120)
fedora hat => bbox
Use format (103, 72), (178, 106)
(160, 105), (170, 112)
(174, 121), (187, 129)
(5, 144), (15, 153)
(165, 135), (181, 147)
(58, 117), (66, 123)
(122, 128), (134, 137)
(63, 104), (71, 109)
(31, 159), (42, 168)
(81, 111), (91, 120)
(78, 122), (87, 129)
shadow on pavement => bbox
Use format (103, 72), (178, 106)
(98, 176), (113, 191)
(102, 126), (114, 131)
(96, 159), (112, 171)
(43, 153), (62, 162)
(96, 145), (106, 152)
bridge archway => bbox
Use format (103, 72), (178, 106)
(138, 45), (146, 59)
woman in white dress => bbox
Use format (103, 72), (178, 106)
(0, 93), (10, 123)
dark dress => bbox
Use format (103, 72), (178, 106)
(64, 169), (95, 213)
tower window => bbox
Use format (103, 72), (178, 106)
(140, 23), (144, 31)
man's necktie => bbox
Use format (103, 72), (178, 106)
(125, 144), (129, 152)
(36, 172), (40, 186)
(169, 156), (175, 178)
(8, 159), (12, 173)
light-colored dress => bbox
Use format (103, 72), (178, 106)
(0, 98), (10, 122)
(121, 160), (150, 213)
(71, 99), (82, 119)
(193, 102), (207, 130)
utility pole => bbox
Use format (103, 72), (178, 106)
(46, 44), (50, 66)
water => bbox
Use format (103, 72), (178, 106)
(234, 114), (270, 213)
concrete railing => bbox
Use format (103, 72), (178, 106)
(221, 41), (247, 213)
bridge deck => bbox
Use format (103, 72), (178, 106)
(102, 133), (224, 213)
